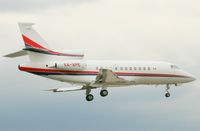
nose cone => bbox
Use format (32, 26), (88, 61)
(176, 70), (196, 83)
(184, 72), (196, 82)
(188, 74), (196, 82)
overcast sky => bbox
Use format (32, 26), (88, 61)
(0, 0), (200, 130)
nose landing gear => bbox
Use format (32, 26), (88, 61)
(165, 92), (170, 97)
(165, 84), (171, 98)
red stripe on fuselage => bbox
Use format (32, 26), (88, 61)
(18, 66), (189, 78)
(19, 66), (97, 74)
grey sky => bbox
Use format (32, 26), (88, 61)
(0, 0), (95, 12)
(0, 0), (200, 130)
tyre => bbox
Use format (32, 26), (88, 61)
(86, 94), (94, 101)
(100, 90), (108, 97)
(165, 92), (170, 97)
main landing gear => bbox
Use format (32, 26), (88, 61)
(85, 88), (109, 102)
(165, 84), (170, 98)
(100, 89), (108, 97)
(86, 94), (94, 101)
(85, 88), (94, 101)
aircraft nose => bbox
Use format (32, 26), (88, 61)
(185, 72), (196, 82)
(189, 75), (196, 81)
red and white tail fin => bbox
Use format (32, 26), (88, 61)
(18, 22), (50, 49)
(4, 23), (84, 63)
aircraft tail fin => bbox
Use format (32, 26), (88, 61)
(18, 22), (50, 49)
(4, 23), (84, 62)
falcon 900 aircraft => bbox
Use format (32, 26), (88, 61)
(4, 23), (196, 101)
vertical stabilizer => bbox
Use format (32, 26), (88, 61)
(3, 23), (84, 63)
(18, 22), (49, 49)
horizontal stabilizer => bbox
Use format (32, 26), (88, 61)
(4, 50), (27, 58)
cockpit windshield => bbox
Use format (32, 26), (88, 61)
(171, 65), (179, 69)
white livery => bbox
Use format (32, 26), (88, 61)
(4, 23), (196, 101)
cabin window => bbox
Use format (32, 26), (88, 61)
(115, 67), (118, 70)
(96, 67), (99, 70)
(125, 67), (128, 70)
(129, 67), (132, 70)
(153, 67), (157, 70)
(120, 67), (123, 70)
(134, 67), (137, 70)
(148, 67), (151, 70)
(139, 67), (141, 70)
(143, 67), (146, 70)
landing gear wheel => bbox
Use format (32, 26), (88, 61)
(100, 90), (108, 97)
(86, 94), (94, 101)
(165, 92), (170, 97)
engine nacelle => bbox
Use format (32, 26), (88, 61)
(47, 61), (86, 71)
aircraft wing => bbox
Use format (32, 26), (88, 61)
(46, 69), (134, 93)
(91, 69), (134, 86)
(45, 86), (84, 92)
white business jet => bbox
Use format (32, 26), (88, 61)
(4, 23), (196, 101)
